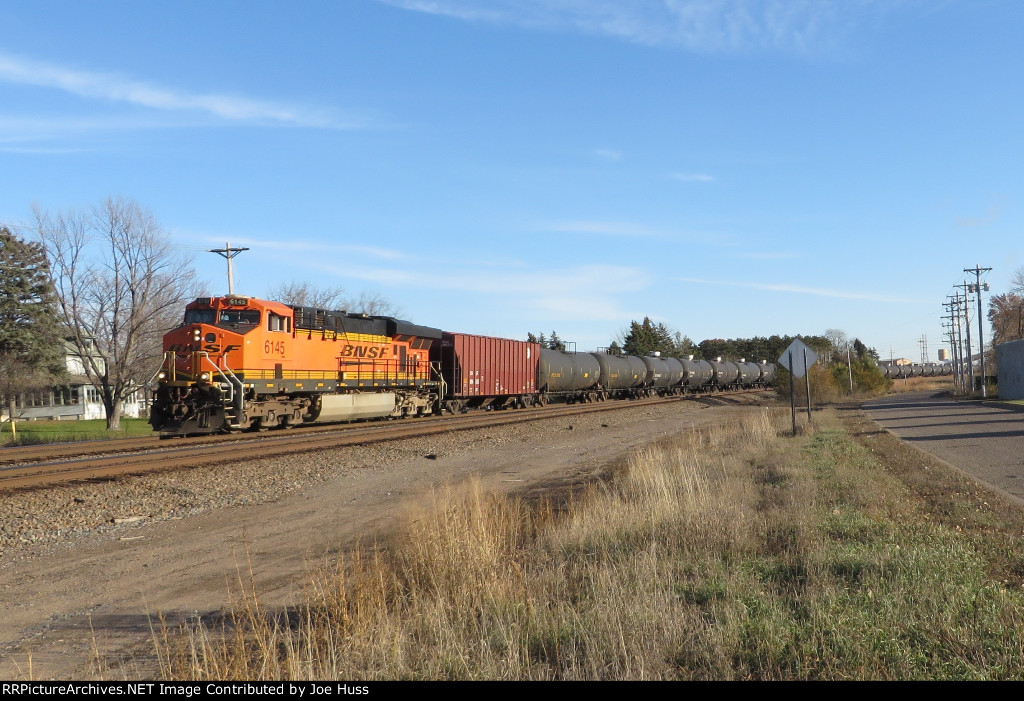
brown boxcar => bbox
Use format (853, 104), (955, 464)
(436, 332), (540, 411)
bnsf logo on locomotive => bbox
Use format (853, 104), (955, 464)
(339, 344), (389, 359)
(169, 342), (242, 354)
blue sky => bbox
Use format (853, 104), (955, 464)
(0, 0), (1019, 361)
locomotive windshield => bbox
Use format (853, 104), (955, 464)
(217, 309), (261, 326)
(184, 309), (216, 324)
(183, 308), (260, 329)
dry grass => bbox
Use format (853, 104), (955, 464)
(156, 406), (1024, 680)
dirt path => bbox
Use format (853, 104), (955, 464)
(0, 397), (765, 680)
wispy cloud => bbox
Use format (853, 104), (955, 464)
(956, 202), (1002, 228)
(379, 0), (926, 54)
(740, 251), (796, 260)
(546, 220), (665, 237)
(0, 53), (356, 128)
(212, 236), (406, 261)
(593, 148), (623, 161)
(675, 276), (926, 303)
(671, 172), (715, 183)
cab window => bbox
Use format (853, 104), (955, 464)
(268, 312), (291, 333)
(184, 309), (216, 324)
(219, 310), (260, 326)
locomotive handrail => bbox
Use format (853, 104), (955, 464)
(431, 361), (446, 404)
(194, 351), (238, 402)
(196, 350), (245, 425)
(150, 351), (177, 385)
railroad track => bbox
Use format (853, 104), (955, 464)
(0, 391), (770, 491)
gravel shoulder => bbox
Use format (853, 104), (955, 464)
(0, 395), (768, 680)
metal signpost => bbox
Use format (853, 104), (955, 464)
(778, 338), (818, 436)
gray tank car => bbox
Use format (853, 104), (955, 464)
(679, 357), (714, 391)
(641, 355), (684, 394)
(593, 352), (647, 397)
(708, 358), (740, 389)
(537, 349), (602, 402)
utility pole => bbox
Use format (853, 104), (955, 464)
(941, 301), (958, 393)
(946, 296), (961, 393)
(940, 320), (955, 393)
(960, 283), (974, 394)
(965, 265), (992, 398)
(208, 242), (250, 295)
(846, 343), (854, 394)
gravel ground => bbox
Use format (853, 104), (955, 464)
(0, 394), (770, 679)
(0, 420), (530, 557)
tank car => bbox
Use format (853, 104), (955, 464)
(754, 361), (777, 387)
(593, 352), (648, 398)
(708, 358), (740, 390)
(640, 355), (684, 396)
(537, 348), (602, 402)
(680, 357), (714, 391)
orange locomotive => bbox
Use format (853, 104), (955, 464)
(150, 295), (443, 434)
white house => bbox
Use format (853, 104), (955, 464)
(2, 339), (147, 422)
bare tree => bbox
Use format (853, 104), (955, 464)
(989, 292), (1024, 346)
(266, 280), (348, 310)
(1011, 266), (1024, 295)
(346, 290), (400, 317)
(267, 280), (400, 317)
(823, 328), (849, 364)
(32, 196), (199, 430)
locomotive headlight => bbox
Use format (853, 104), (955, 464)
(193, 329), (201, 340)
(157, 372), (166, 379)
(200, 372), (210, 381)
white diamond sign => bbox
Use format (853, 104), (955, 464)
(778, 339), (818, 379)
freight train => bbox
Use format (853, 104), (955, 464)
(149, 295), (777, 435)
(878, 362), (953, 379)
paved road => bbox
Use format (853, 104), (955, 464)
(863, 391), (1024, 504)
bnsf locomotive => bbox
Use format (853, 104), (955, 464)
(150, 295), (776, 435)
(150, 296), (442, 434)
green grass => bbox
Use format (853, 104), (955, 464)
(0, 417), (153, 446)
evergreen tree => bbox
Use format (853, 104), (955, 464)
(0, 227), (66, 422)
(672, 331), (696, 358)
(623, 317), (674, 357)
(548, 330), (566, 351)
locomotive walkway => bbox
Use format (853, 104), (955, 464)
(863, 390), (1024, 505)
